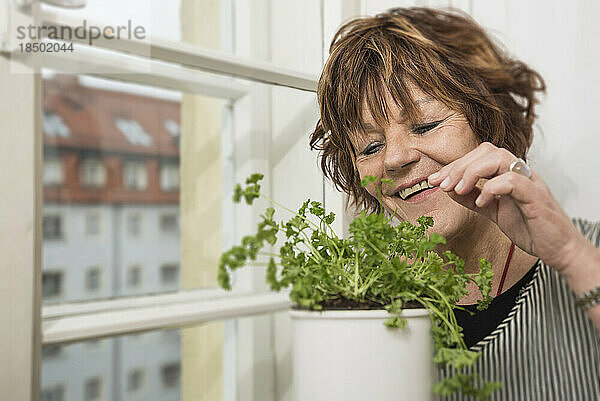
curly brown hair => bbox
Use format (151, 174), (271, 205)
(309, 7), (546, 213)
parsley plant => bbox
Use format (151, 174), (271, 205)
(218, 173), (502, 400)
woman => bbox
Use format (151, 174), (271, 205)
(310, 7), (600, 400)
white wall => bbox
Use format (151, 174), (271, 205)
(468, 0), (600, 221)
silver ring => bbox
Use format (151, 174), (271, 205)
(509, 158), (532, 178)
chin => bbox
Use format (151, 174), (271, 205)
(391, 201), (472, 244)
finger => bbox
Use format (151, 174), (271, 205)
(475, 172), (537, 208)
(429, 143), (516, 195)
(428, 142), (495, 186)
(447, 186), (498, 222)
(453, 149), (517, 195)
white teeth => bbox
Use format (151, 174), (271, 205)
(398, 179), (434, 200)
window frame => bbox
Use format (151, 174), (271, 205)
(42, 156), (63, 187)
(85, 267), (101, 292)
(122, 160), (148, 191)
(42, 270), (64, 300)
(43, 214), (64, 240)
(1, 3), (334, 401)
(79, 158), (107, 188)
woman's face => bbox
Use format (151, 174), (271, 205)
(352, 84), (481, 241)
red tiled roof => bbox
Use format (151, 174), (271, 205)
(43, 75), (180, 157)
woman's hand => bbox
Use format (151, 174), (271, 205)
(427, 142), (587, 273)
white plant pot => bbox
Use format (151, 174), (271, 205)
(289, 308), (434, 401)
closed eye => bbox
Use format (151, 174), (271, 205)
(362, 142), (383, 155)
(412, 121), (442, 135)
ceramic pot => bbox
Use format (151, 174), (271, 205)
(289, 308), (434, 401)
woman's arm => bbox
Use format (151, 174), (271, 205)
(428, 141), (600, 333)
(560, 238), (600, 332)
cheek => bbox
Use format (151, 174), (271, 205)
(429, 126), (479, 164)
(355, 158), (383, 198)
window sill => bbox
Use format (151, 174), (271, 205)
(42, 288), (292, 345)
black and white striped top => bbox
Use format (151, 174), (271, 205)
(437, 218), (600, 401)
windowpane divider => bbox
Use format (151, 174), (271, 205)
(39, 9), (318, 92)
(42, 290), (292, 345)
(40, 39), (250, 100)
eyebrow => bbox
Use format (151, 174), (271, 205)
(361, 97), (435, 131)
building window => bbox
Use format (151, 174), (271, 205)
(43, 215), (63, 240)
(123, 161), (148, 190)
(163, 118), (180, 137)
(127, 368), (144, 392)
(80, 158), (106, 187)
(161, 329), (180, 343)
(42, 345), (62, 359)
(161, 362), (180, 388)
(160, 214), (178, 233)
(41, 385), (65, 401)
(43, 111), (70, 138)
(85, 267), (101, 291)
(42, 271), (63, 299)
(85, 212), (100, 236)
(84, 377), (102, 401)
(85, 340), (101, 348)
(127, 265), (142, 288)
(160, 162), (179, 191)
(43, 157), (63, 186)
(115, 117), (152, 146)
(127, 213), (142, 237)
(160, 264), (179, 286)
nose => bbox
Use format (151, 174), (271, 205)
(383, 135), (419, 173)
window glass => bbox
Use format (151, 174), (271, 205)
(160, 264), (179, 287)
(126, 265), (143, 288)
(80, 159), (106, 188)
(41, 70), (232, 399)
(127, 368), (145, 392)
(41, 330), (183, 401)
(42, 271), (63, 299)
(40, 385), (64, 401)
(127, 213), (142, 237)
(36, 1), (326, 400)
(43, 215), (63, 240)
(161, 362), (181, 388)
(85, 267), (101, 291)
(85, 213), (100, 236)
(84, 376), (102, 401)
(43, 157), (63, 187)
(160, 162), (180, 191)
(42, 345), (62, 360)
(160, 213), (178, 233)
(123, 160), (148, 190)
(39, 0), (230, 52)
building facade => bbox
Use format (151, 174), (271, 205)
(41, 74), (182, 401)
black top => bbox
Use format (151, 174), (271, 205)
(454, 260), (539, 348)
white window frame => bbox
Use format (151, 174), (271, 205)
(42, 270), (64, 301)
(43, 214), (64, 240)
(0, 2), (352, 401)
(126, 213), (142, 237)
(83, 376), (102, 401)
(85, 212), (101, 236)
(159, 162), (180, 192)
(43, 156), (63, 187)
(126, 265), (143, 289)
(79, 158), (106, 188)
(85, 267), (101, 292)
(122, 160), (148, 191)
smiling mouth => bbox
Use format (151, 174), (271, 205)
(396, 179), (436, 200)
